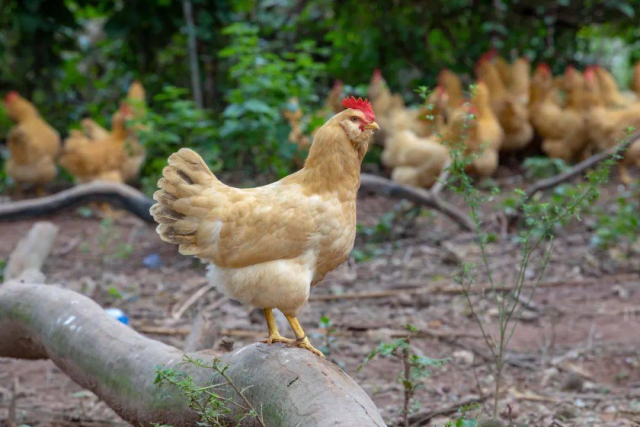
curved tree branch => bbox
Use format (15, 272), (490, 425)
(359, 173), (474, 231)
(0, 182), (155, 223)
(0, 282), (386, 426)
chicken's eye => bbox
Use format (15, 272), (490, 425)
(350, 117), (358, 122)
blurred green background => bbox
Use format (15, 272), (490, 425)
(1, 0), (639, 192)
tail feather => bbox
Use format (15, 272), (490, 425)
(151, 148), (220, 252)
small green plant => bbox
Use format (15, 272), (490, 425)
(154, 355), (265, 427)
(591, 184), (640, 251)
(417, 86), (626, 419)
(359, 325), (448, 427)
(0, 258), (5, 282)
(318, 315), (336, 356)
(441, 403), (481, 427)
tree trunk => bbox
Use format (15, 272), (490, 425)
(0, 282), (386, 426)
(182, 0), (203, 109)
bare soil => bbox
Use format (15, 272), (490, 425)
(1, 175), (640, 426)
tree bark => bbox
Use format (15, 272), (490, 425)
(0, 282), (386, 426)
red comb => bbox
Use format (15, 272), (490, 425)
(584, 67), (596, 82)
(343, 96), (375, 123)
(3, 91), (19, 103)
(536, 63), (551, 74)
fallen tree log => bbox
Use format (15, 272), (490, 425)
(0, 181), (155, 223)
(0, 282), (386, 426)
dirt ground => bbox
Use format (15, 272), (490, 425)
(1, 173), (640, 426)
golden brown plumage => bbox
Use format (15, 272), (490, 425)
(151, 100), (379, 356)
(383, 130), (450, 188)
(3, 92), (61, 188)
(464, 82), (504, 177)
(530, 66), (587, 162)
(60, 107), (130, 183)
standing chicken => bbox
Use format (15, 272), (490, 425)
(3, 92), (61, 196)
(151, 97), (379, 356)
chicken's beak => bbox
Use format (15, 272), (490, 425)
(364, 122), (380, 131)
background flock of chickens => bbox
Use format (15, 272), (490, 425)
(287, 50), (640, 189)
(2, 81), (146, 198)
(4, 49), (640, 200)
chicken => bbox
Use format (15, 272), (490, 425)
(81, 118), (110, 140)
(509, 57), (530, 103)
(476, 58), (509, 118)
(594, 66), (631, 108)
(382, 129), (450, 188)
(478, 58), (533, 152)
(530, 65), (587, 162)
(60, 104), (131, 183)
(499, 96), (534, 151)
(583, 68), (640, 183)
(151, 97), (380, 356)
(368, 69), (404, 145)
(438, 69), (465, 119)
(495, 56), (512, 89)
(463, 82), (504, 177)
(3, 92), (61, 194)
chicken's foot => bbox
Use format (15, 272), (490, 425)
(284, 314), (325, 357)
(261, 308), (293, 345)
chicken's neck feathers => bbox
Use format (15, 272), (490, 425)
(297, 123), (364, 197)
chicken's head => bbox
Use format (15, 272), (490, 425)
(338, 96), (379, 145)
(2, 91), (37, 122)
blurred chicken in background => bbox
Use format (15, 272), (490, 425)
(3, 92), (61, 197)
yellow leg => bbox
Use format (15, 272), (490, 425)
(261, 309), (293, 345)
(284, 314), (324, 357)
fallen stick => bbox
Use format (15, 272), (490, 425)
(510, 133), (640, 224)
(0, 282), (386, 427)
(359, 173), (474, 231)
(0, 181), (155, 223)
(4, 221), (58, 282)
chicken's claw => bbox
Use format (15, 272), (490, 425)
(290, 337), (325, 358)
(261, 333), (294, 345)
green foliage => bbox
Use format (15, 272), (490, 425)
(591, 184), (640, 249)
(318, 315), (336, 356)
(523, 156), (570, 180)
(440, 105), (624, 417)
(219, 22), (326, 176)
(359, 324), (448, 425)
(136, 86), (221, 195)
(154, 355), (264, 427)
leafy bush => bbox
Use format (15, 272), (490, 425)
(219, 22), (327, 177)
(136, 86), (221, 195)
